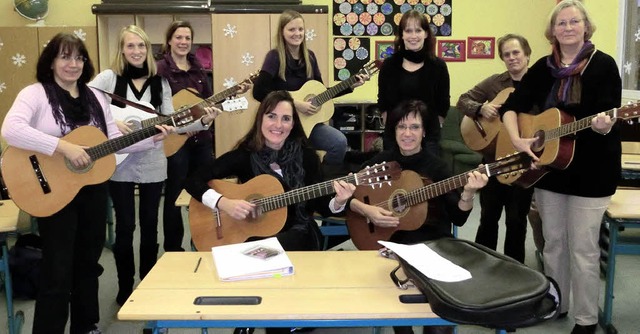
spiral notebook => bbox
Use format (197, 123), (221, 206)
(211, 237), (294, 282)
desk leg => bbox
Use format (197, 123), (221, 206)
(599, 218), (618, 334)
(1, 242), (25, 334)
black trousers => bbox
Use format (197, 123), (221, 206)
(33, 183), (108, 334)
(475, 177), (534, 263)
(162, 136), (213, 251)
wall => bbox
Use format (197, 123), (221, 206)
(0, 0), (621, 105)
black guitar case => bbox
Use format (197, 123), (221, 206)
(389, 237), (560, 329)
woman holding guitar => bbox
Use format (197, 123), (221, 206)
(456, 34), (535, 264)
(500, 1), (621, 333)
(185, 90), (355, 334)
(377, 9), (450, 155)
(1, 33), (172, 334)
(252, 10), (366, 170)
(89, 25), (218, 306)
(347, 100), (487, 334)
(156, 20), (251, 252)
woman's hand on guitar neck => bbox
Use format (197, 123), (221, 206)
(56, 139), (92, 168)
(218, 197), (257, 220)
(152, 124), (175, 143)
(295, 100), (318, 115)
(332, 180), (356, 211)
(200, 106), (223, 125)
(350, 74), (369, 89)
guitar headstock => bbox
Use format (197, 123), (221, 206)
(242, 70), (260, 85)
(354, 161), (402, 188)
(358, 60), (383, 79)
(221, 97), (249, 113)
(486, 152), (532, 177)
(616, 101), (640, 123)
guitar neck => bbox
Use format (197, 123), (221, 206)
(195, 85), (240, 109)
(312, 76), (359, 107)
(256, 174), (356, 213)
(546, 108), (618, 142)
(84, 115), (181, 160)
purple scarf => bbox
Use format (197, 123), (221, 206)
(545, 41), (595, 108)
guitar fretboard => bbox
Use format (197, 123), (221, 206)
(312, 75), (361, 107)
(85, 116), (176, 161)
(545, 108), (619, 142)
(255, 174), (357, 213)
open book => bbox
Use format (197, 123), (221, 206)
(211, 237), (294, 282)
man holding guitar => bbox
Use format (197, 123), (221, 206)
(252, 10), (367, 171)
(456, 34), (535, 264)
(345, 100), (487, 334)
(499, 2), (621, 333)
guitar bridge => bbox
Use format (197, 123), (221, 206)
(29, 155), (51, 194)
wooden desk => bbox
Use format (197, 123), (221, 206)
(175, 189), (191, 208)
(0, 200), (24, 334)
(598, 188), (640, 334)
(119, 251), (454, 332)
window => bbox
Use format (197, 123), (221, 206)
(619, 0), (640, 98)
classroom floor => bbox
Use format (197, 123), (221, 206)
(1, 196), (639, 334)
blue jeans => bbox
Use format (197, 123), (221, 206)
(163, 135), (214, 251)
(309, 123), (347, 165)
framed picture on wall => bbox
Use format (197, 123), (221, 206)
(437, 40), (465, 62)
(467, 37), (495, 59)
(374, 40), (395, 60)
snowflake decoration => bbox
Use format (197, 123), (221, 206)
(241, 52), (254, 66)
(223, 77), (238, 89)
(43, 41), (49, 49)
(306, 29), (317, 42)
(623, 61), (632, 75)
(635, 28), (640, 42)
(74, 29), (87, 41)
(0, 82), (6, 93)
(12, 53), (27, 67)
(223, 24), (238, 38)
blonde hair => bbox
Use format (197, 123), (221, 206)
(275, 10), (312, 81)
(544, 0), (596, 45)
(111, 25), (157, 76)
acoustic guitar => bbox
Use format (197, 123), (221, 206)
(494, 103), (640, 188)
(290, 60), (381, 137)
(111, 97), (248, 164)
(188, 161), (401, 250)
(163, 71), (258, 157)
(346, 152), (531, 250)
(0, 106), (207, 217)
(460, 87), (515, 156)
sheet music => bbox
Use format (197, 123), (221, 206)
(379, 240), (471, 282)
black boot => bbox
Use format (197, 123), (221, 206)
(571, 324), (597, 334)
(139, 243), (159, 280)
(113, 246), (134, 306)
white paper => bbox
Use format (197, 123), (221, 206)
(378, 240), (471, 282)
(211, 237), (294, 282)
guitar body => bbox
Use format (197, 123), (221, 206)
(0, 126), (116, 217)
(494, 108), (576, 187)
(346, 170), (428, 250)
(189, 174), (286, 250)
(164, 88), (201, 157)
(289, 80), (335, 137)
(461, 87), (515, 155)
(110, 101), (157, 165)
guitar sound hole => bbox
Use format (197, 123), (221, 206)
(532, 130), (545, 152)
(391, 193), (408, 214)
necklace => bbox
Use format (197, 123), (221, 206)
(560, 61), (571, 68)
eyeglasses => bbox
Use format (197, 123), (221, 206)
(396, 124), (422, 132)
(555, 18), (583, 29)
(57, 54), (87, 64)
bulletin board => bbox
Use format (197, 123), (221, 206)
(332, 0), (453, 37)
(333, 37), (371, 81)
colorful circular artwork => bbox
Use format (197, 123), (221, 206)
(334, 57), (347, 69)
(380, 22), (393, 36)
(334, 38), (346, 51)
(338, 68), (351, 81)
(342, 48), (354, 60)
(349, 37), (361, 49)
(333, 0), (451, 37)
(355, 46), (369, 60)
